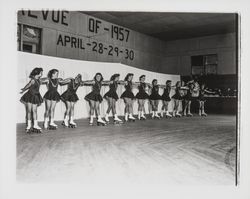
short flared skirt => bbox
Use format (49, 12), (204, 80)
(183, 94), (195, 101)
(43, 90), (61, 102)
(161, 94), (171, 101)
(61, 91), (79, 102)
(149, 93), (162, 100)
(135, 91), (149, 99)
(104, 90), (119, 101)
(85, 91), (103, 102)
(197, 96), (206, 102)
(172, 93), (183, 100)
(120, 90), (135, 99)
(20, 91), (43, 106)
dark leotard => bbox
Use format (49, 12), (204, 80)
(43, 79), (61, 102)
(85, 81), (103, 102)
(20, 78), (43, 106)
(135, 82), (149, 99)
(61, 79), (80, 102)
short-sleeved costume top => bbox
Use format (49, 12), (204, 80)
(135, 82), (149, 99)
(149, 85), (162, 100)
(120, 81), (135, 99)
(61, 79), (81, 102)
(85, 81), (103, 102)
(43, 79), (61, 102)
(104, 81), (119, 101)
(20, 78), (43, 106)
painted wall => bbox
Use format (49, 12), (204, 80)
(163, 33), (236, 75)
(18, 11), (167, 74)
(17, 52), (180, 123)
(17, 11), (236, 76)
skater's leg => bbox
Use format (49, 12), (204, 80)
(198, 101), (202, 116)
(32, 104), (41, 130)
(49, 100), (57, 128)
(123, 98), (129, 121)
(128, 99), (135, 120)
(25, 103), (32, 130)
(155, 100), (160, 118)
(105, 97), (112, 122)
(96, 101), (106, 125)
(63, 101), (71, 126)
(89, 100), (95, 125)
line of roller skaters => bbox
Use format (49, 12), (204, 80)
(20, 67), (216, 133)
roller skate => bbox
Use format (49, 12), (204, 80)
(124, 113), (129, 122)
(175, 112), (182, 118)
(154, 112), (161, 119)
(137, 111), (141, 120)
(201, 111), (207, 117)
(62, 116), (69, 127)
(187, 112), (193, 117)
(160, 111), (165, 118)
(166, 111), (172, 118)
(89, 115), (94, 126)
(141, 113), (147, 120)
(104, 114), (110, 124)
(25, 120), (32, 134)
(114, 114), (123, 124)
(49, 119), (58, 130)
(43, 117), (49, 130)
(33, 120), (42, 133)
(198, 110), (202, 117)
(128, 114), (136, 122)
(97, 116), (107, 126)
(183, 110), (187, 117)
(151, 112), (155, 119)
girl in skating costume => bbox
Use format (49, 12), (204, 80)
(182, 80), (194, 117)
(84, 73), (113, 126)
(120, 73), (137, 122)
(161, 80), (173, 118)
(198, 83), (216, 116)
(149, 79), (162, 119)
(103, 74), (125, 124)
(61, 74), (83, 128)
(172, 81), (185, 117)
(135, 75), (150, 120)
(20, 68), (47, 133)
(43, 69), (72, 130)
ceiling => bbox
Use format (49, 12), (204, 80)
(80, 12), (236, 41)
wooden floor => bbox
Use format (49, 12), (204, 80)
(16, 114), (236, 185)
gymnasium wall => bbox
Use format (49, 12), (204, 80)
(17, 52), (180, 123)
(163, 33), (236, 75)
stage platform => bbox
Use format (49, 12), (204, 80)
(16, 114), (236, 185)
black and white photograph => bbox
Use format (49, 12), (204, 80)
(1, 0), (250, 199)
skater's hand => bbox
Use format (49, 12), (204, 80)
(20, 89), (25, 94)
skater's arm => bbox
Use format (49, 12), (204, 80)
(117, 80), (126, 85)
(58, 78), (73, 85)
(102, 80), (113, 85)
(39, 77), (49, 84)
(132, 82), (141, 86)
(204, 89), (216, 94)
(20, 79), (34, 93)
(158, 84), (166, 89)
(81, 80), (95, 86)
